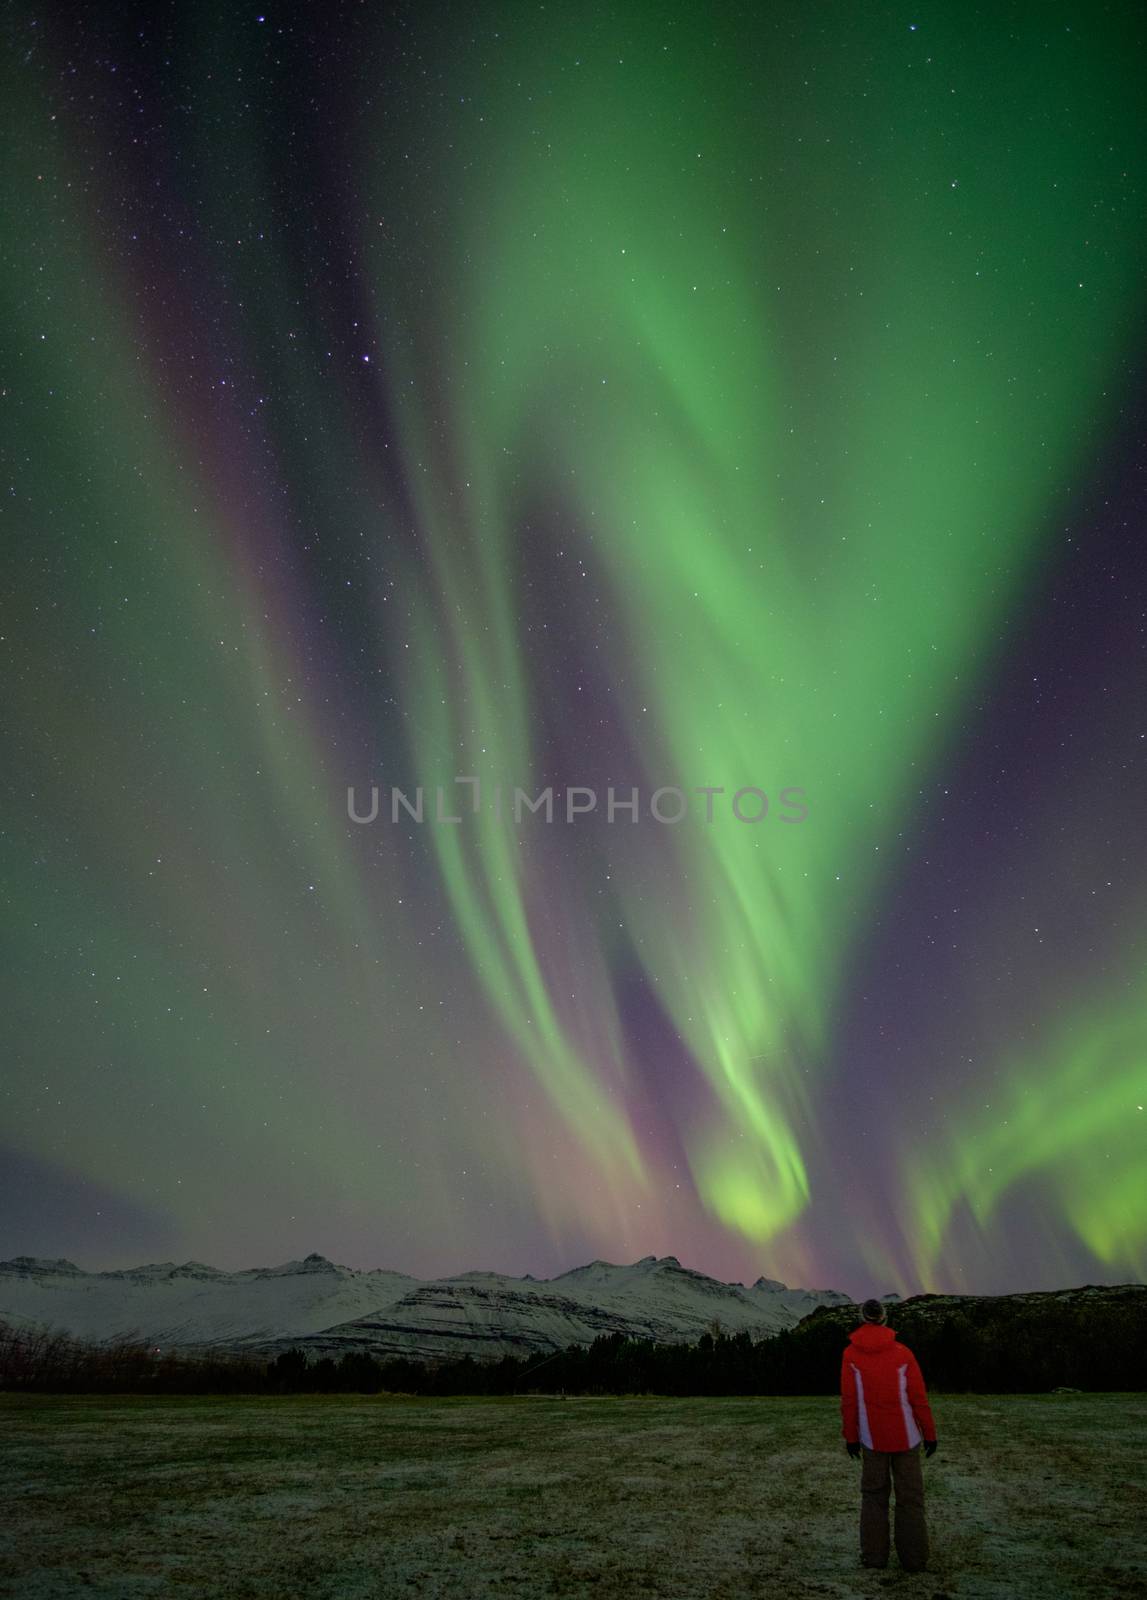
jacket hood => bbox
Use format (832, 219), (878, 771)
(848, 1323), (896, 1353)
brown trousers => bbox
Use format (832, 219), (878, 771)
(859, 1444), (929, 1571)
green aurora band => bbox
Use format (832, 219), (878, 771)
(369, 6), (1146, 1262)
(905, 965), (1147, 1286)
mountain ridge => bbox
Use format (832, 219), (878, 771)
(0, 1251), (849, 1360)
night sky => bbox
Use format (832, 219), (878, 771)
(3, 1), (1145, 1297)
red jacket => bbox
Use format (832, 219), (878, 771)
(840, 1323), (936, 1452)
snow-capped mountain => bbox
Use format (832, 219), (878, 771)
(288, 1255), (852, 1361)
(0, 1253), (416, 1348)
(0, 1252), (851, 1361)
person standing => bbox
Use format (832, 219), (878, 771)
(840, 1297), (938, 1572)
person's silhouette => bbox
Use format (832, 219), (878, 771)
(840, 1298), (938, 1572)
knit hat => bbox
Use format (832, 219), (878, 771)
(860, 1297), (887, 1324)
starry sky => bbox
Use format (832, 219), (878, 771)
(2, 1), (1145, 1296)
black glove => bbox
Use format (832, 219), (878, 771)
(924, 1440), (938, 1459)
(846, 1441), (862, 1459)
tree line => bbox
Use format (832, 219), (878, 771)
(3, 1288), (1143, 1395)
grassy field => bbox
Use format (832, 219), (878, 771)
(2, 1391), (1144, 1599)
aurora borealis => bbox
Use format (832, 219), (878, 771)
(2, 0), (1145, 1297)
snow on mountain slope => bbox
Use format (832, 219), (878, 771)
(553, 1255), (851, 1335)
(300, 1281), (644, 1360)
(740, 1274), (854, 1326)
(0, 1252), (850, 1360)
(0, 1254), (415, 1346)
(289, 1257), (851, 1361)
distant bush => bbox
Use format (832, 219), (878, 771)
(0, 1320), (267, 1394)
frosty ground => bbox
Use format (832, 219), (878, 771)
(2, 1393), (1143, 1599)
